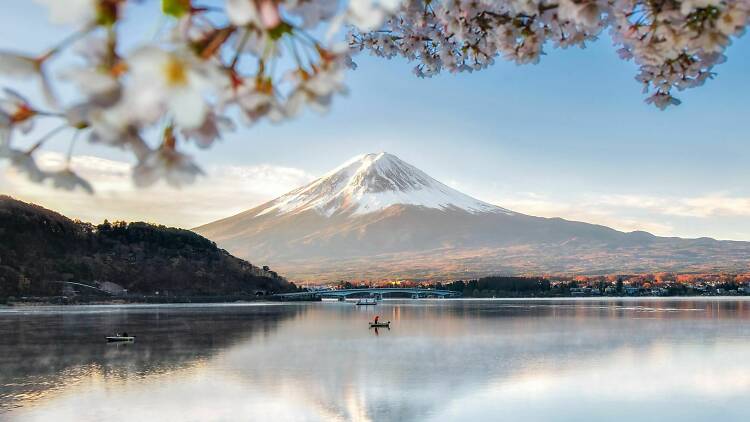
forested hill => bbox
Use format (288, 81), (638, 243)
(0, 196), (296, 299)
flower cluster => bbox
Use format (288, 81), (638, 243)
(349, 0), (748, 108)
(613, 0), (748, 109)
(0, 1), (747, 191)
(0, 0), (392, 191)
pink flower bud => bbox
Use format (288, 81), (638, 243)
(258, 0), (281, 29)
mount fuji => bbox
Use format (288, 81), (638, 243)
(195, 153), (750, 281)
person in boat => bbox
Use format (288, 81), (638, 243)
(373, 316), (380, 324)
(122, 332), (128, 337)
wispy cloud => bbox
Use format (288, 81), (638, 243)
(495, 192), (676, 236)
(596, 193), (750, 218)
(0, 152), (315, 228)
(480, 189), (750, 240)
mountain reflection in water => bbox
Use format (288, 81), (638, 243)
(2, 299), (750, 421)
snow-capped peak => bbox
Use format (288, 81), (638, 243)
(257, 152), (514, 217)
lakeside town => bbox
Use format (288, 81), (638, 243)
(304, 273), (750, 298)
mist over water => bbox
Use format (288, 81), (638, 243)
(2, 299), (750, 421)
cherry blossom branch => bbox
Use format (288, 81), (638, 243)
(0, 0), (746, 193)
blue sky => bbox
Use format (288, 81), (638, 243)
(2, 1), (750, 240)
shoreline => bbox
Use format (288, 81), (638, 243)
(0, 295), (284, 307)
(4, 295), (750, 308)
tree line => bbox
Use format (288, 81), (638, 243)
(439, 277), (552, 298)
(0, 196), (296, 302)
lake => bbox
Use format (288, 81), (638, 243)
(2, 299), (750, 421)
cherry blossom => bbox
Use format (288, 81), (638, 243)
(350, 0), (748, 108)
(181, 112), (235, 148)
(125, 47), (226, 129)
(60, 36), (123, 107)
(0, 52), (40, 78)
(347, 0), (402, 30)
(227, 0), (283, 28)
(0, 0), (747, 192)
(2, 148), (47, 183)
(33, 0), (122, 27)
(49, 168), (95, 193)
(286, 47), (349, 116)
(133, 129), (204, 188)
(286, 0), (339, 28)
(230, 79), (288, 125)
(33, 0), (98, 26)
(0, 89), (39, 136)
(0, 52), (54, 105)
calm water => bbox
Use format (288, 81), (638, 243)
(2, 299), (750, 421)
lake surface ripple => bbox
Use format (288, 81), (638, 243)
(2, 298), (750, 421)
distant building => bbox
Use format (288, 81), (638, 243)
(652, 287), (669, 296)
(570, 288), (582, 296)
(570, 287), (590, 297)
(624, 287), (640, 296)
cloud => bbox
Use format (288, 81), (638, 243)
(597, 193), (750, 218)
(0, 151), (315, 228)
(479, 189), (750, 239)
(495, 192), (675, 236)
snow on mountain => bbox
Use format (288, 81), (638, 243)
(256, 152), (513, 217)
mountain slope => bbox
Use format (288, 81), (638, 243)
(195, 153), (750, 281)
(0, 196), (294, 299)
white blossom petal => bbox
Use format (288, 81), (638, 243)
(33, 0), (98, 25)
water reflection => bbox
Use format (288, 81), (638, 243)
(0, 304), (304, 414)
(2, 299), (750, 421)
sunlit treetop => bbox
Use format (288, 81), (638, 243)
(0, 0), (747, 192)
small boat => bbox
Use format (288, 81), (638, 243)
(369, 321), (390, 328)
(106, 335), (135, 343)
(356, 298), (377, 306)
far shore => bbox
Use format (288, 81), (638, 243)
(4, 295), (750, 307)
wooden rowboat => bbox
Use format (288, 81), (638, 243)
(369, 322), (390, 328)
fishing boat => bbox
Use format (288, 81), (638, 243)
(106, 335), (135, 343)
(369, 321), (390, 328)
(356, 298), (377, 306)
